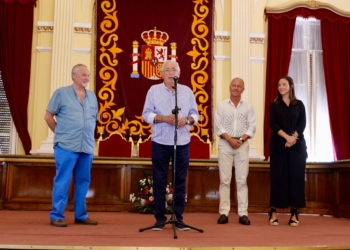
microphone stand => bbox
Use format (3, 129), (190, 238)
(139, 76), (204, 239)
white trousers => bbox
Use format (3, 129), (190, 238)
(218, 138), (249, 217)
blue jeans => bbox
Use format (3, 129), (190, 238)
(49, 145), (93, 221)
(152, 142), (190, 222)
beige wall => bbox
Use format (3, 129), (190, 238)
(21, 0), (348, 157)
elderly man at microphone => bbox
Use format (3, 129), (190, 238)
(142, 60), (199, 231)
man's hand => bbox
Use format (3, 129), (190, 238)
(228, 138), (243, 149)
(162, 114), (176, 125)
(177, 117), (188, 127)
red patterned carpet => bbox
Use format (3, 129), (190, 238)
(0, 210), (350, 249)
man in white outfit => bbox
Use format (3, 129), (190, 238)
(214, 77), (256, 225)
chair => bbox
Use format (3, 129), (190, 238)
(98, 131), (133, 157)
(137, 135), (152, 158)
(190, 133), (211, 159)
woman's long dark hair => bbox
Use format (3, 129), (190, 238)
(274, 76), (299, 105)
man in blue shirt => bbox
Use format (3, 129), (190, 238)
(142, 60), (199, 231)
(45, 64), (98, 227)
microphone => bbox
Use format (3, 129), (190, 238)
(172, 76), (178, 90)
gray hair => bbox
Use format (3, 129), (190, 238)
(71, 64), (87, 80)
(161, 60), (180, 72)
(231, 77), (245, 87)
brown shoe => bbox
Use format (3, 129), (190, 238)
(74, 217), (98, 225)
(50, 219), (67, 227)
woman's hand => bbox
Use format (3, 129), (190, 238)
(286, 135), (298, 145)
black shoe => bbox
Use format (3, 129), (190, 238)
(239, 215), (250, 225)
(175, 221), (190, 231)
(217, 214), (228, 224)
(268, 207), (279, 226)
(289, 208), (299, 227)
(152, 221), (165, 231)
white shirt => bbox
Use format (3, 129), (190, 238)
(215, 98), (256, 139)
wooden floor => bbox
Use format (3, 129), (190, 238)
(1, 210), (350, 250)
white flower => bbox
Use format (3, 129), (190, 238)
(166, 193), (173, 201)
(141, 198), (146, 206)
(149, 187), (153, 194)
(149, 196), (154, 202)
(129, 193), (135, 202)
(140, 179), (146, 186)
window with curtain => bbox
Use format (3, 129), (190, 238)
(0, 71), (13, 154)
(288, 17), (333, 162)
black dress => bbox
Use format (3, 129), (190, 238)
(269, 100), (307, 208)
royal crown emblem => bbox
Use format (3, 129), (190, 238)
(141, 28), (169, 46)
(130, 27), (178, 80)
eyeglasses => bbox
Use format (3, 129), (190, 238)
(163, 69), (179, 73)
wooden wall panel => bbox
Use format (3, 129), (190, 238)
(247, 167), (271, 213)
(305, 169), (335, 205)
(9, 163), (55, 199)
(187, 166), (220, 203)
(0, 156), (348, 219)
(89, 164), (124, 201)
(186, 166), (220, 213)
(338, 169), (350, 205)
(0, 162), (5, 209)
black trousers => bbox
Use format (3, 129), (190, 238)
(269, 145), (307, 208)
(152, 141), (190, 222)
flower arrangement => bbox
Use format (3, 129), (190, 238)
(129, 171), (173, 214)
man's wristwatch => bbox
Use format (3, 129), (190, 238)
(239, 137), (245, 143)
(186, 117), (191, 125)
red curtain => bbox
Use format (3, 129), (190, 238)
(95, 0), (214, 143)
(321, 20), (350, 160)
(0, 0), (36, 154)
(263, 15), (296, 160)
(264, 7), (350, 160)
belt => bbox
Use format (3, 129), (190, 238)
(220, 135), (242, 140)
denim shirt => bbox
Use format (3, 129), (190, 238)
(47, 85), (98, 154)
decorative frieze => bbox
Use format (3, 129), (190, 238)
(37, 21), (54, 32)
(37, 21), (92, 34)
(74, 27), (92, 34)
(249, 33), (265, 44)
(73, 23), (92, 34)
(214, 31), (230, 42)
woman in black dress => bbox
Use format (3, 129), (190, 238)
(268, 76), (307, 226)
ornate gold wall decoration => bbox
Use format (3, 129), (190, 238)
(308, 0), (320, 8)
(37, 26), (53, 32)
(74, 27), (92, 34)
(250, 37), (264, 44)
(186, 1), (211, 138)
(214, 35), (230, 42)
